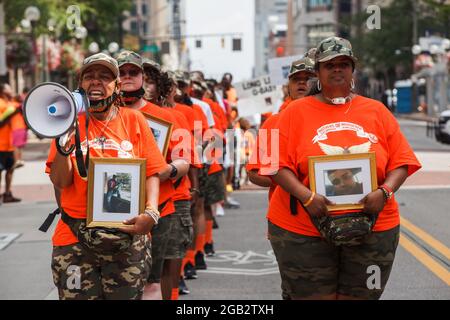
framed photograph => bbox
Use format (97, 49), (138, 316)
(308, 152), (377, 211)
(142, 112), (173, 158)
(87, 157), (146, 228)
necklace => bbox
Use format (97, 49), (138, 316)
(90, 106), (118, 153)
(320, 93), (355, 114)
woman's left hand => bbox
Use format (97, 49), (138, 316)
(359, 189), (386, 215)
(119, 214), (154, 235)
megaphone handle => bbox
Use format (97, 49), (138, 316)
(56, 138), (75, 156)
(74, 120), (89, 178)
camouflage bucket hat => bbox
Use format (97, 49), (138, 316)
(315, 36), (357, 64)
(116, 50), (143, 69)
(288, 55), (316, 78)
(80, 53), (119, 78)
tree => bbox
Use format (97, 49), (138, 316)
(345, 0), (449, 89)
(4, 0), (131, 50)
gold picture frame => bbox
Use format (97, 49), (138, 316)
(87, 157), (146, 228)
(141, 112), (173, 158)
(308, 152), (377, 211)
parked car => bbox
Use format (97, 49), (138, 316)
(435, 110), (450, 144)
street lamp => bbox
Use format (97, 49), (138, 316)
(25, 6), (40, 85)
(108, 42), (119, 55)
(88, 42), (100, 54)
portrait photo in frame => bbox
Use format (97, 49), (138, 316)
(87, 157), (146, 228)
(142, 112), (173, 157)
(308, 152), (377, 211)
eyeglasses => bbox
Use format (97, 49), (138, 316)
(119, 69), (142, 77)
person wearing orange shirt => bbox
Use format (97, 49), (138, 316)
(260, 37), (421, 300)
(246, 52), (317, 194)
(116, 51), (189, 301)
(47, 53), (166, 300)
(0, 83), (22, 203)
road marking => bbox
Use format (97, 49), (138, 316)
(198, 267), (279, 276)
(0, 233), (21, 250)
(401, 217), (450, 260)
(399, 233), (450, 286)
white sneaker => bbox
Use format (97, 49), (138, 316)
(214, 203), (225, 216)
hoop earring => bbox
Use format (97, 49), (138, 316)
(351, 79), (355, 90)
(317, 80), (322, 91)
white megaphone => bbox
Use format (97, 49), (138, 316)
(23, 82), (87, 138)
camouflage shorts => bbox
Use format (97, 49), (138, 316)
(148, 215), (175, 283)
(268, 221), (400, 300)
(202, 171), (225, 207)
(165, 200), (194, 259)
(51, 235), (146, 300)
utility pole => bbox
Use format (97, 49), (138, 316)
(172, 0), (182, 68)
(0, 1), (7, 82)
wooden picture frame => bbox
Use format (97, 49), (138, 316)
(87, 157), (146, 228)
(141, 112), (173, 158)
(308, 152), (377, 211)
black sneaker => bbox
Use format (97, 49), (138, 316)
(212, 216), (219, 229)
(184, 262), (198, 280)
(204, 242), (215, 257)
(179, 278), (190, 295)
(195, 251), (207, 270)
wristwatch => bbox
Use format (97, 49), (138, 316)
(169, 163), (178, 179)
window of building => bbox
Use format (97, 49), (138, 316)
(196, 40), (202, 48)
(161, 41), (170, 54)
(142, 3), (147, 15)
(232, 38), (242, 51)
(307, 0), (332, 11)
(130, 21), (138, 34)
(307, 24), (335, 47)
(143, 22), (147, 35)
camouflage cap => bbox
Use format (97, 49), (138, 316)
(142, 58), (161, 72)
(174, 70), (190, 85)
(80, 53), (119, 78)
(116, 50), (143, 69)
(190, 71), (205, 83)
(315, 36), (357, 64)
(288, 55), (316, 78)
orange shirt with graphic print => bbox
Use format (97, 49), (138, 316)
(46, 107), (167, 246)
(261, 95), (421, 237)
(203, 98), (227, 132)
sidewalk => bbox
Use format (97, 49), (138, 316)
(395, 112), (437, 122)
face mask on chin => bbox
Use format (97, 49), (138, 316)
(88, 92), (119, 113)
(121, 87), (145, 105)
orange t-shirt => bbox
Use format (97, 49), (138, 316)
(174, 103), (195, 132)
(246, 113), (281, 200)
(46, 107), (167, 246)
(139, 102), (180, 217)
(203, 98), (227, 132)
(166, 107), (199, 201)
(0, 99), (22, 152)
(261, 95), (421, 237)
(278, 97), (292, 113)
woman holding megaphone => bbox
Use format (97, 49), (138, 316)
(45, 53), (167, 300)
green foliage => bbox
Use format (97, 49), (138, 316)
(345, 0), (449, 85)
(3, 0), (131, 49)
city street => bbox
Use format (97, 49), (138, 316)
(0, 119), (449, 300)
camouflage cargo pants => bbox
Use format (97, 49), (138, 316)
(51, 235), (147, 300)
(268, 220), (400, 300)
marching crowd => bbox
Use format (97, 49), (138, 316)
(4, 34), (422, 300)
